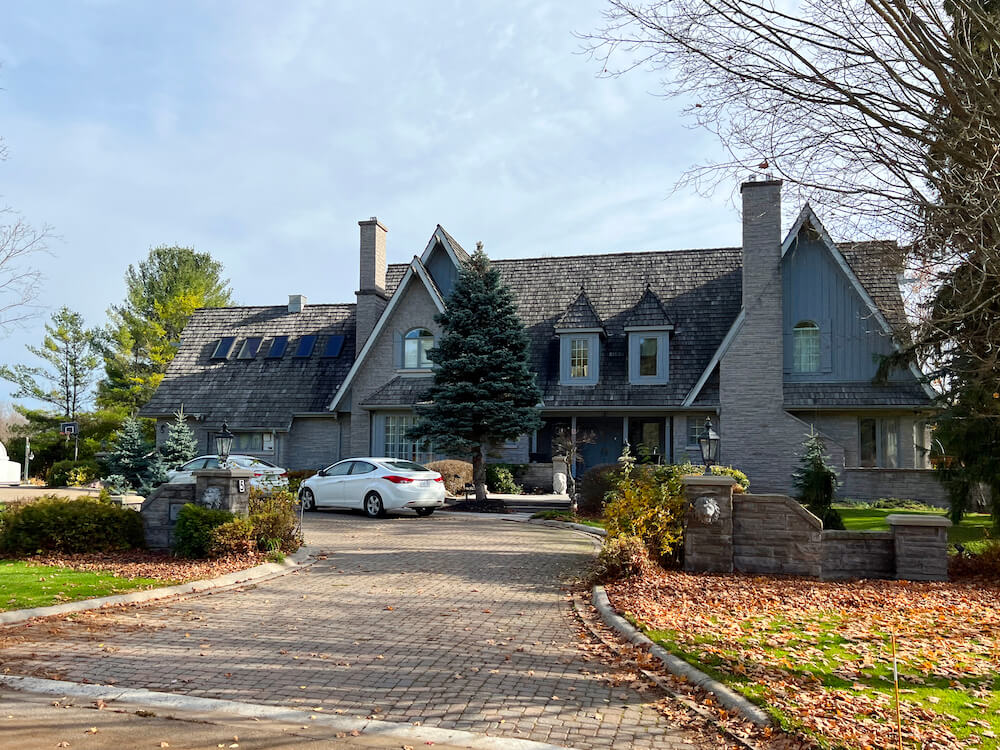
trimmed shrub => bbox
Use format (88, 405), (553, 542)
(248, 488), (301, 553)
(0, 495), (144, 554)
(426, 460), (474, 496)
(578, 463), (625, 516)
(486, 463), (522, 494)
(593, 534), (648, 582)
(173, 504), (235, 558)
(709, 465), (750, 493)
(46, 459), (102, 488)
(603, 464), (687, 564)
(209, 517), (257, 557)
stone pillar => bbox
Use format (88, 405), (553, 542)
(192, 468), (254, 516)
(552, 456), (568, 496)
(681, 475), (738, 574)
(887, 514), (951, 581)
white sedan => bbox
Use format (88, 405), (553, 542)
(166, 455), (290, 492)
(299, 457), (446, 518)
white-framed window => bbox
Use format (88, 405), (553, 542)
(793, 321), (821, 373)
(403, 328), (434, 369)
(559, 333), (600, 385)
(380, 413), (434, 463)
(233, 432), (274, 454)
(628, 331), (670, 384)
(859, 417), (899, 468)
(686, 417), (708, 448)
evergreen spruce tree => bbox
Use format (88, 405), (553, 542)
(792, 428), (844, 530)
(408, 245), (542, 502)
(106, 417), (153, 492)
(160, 408), (198, 469)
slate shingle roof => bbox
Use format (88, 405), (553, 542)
(837, 241), (908, 335)
(784, 382), (931, 408)
(360, 376), (435, 407)
(437, 225), (470, 263)
(555, 289), (605, 330)
(139, 305), (355, 430)
(623, 286), (673, 328)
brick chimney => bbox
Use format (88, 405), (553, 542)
(739, 178), (783, 310)
(356, 217), (388, 349)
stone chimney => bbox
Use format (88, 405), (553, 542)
(356, 217), (389, 349)
(739, 178), (783, 310)
(288, 294), (307, 313)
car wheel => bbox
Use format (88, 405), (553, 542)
(301, 488), (316, 511)
(364, 491), (384, 519)
(414, 508), (435, 517)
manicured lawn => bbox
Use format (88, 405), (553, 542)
(835, 505), (993, 545)
(611, 570), (1000, 749)
(530, 510), (605, 528)
(0, 560), (170, 612)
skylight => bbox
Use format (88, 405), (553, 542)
(294, 335), (317, 357)
(211, 337), (235, 359)
(267, 336), (289, 358)
(322, 335), (345, 358)
(237, 337), (263, 359)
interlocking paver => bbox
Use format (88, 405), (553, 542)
(1, 513), (720, 749)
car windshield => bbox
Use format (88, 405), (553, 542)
(383, 460), (429, 473)
(233, 456), (276, 468)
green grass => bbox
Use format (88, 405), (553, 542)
(834, 505), (993, 544)
(0, 560), (170, 612)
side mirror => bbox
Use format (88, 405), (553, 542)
(317, 469), (327, 477)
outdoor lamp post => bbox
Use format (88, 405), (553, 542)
(698, 417), (720, 475)
(216, 422), (234, 467)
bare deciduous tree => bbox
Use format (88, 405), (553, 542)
(583, 0), (1000, 378)
(0, 134), (48, 335)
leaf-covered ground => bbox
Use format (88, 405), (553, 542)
(608, 569), (1000, 749)
(1, 552), (264, 612)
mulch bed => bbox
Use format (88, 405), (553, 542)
(607, 566), (1000, 749)
(443, 498), (509, 513)
(21, 551), (267, 584)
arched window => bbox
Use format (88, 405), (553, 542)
(793, 321), (820, 373)
(404, 328), (434, 369)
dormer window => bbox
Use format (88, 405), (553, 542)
(559, 332), (600, 385)
(627, 329), (670, 384)
(570, 338), (590, 378)
(403, 328), (434, 369)
(793, 321), (820, 373)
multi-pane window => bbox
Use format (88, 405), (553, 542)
(570, 338), (590, 378)
(639, 337), (658, 376)
(232, 432), (274, 453)
(859, 417), (899, 468)
(383, 414), (434, 463)
(404, 328), (434, 369)
(793, 321), (821, 373)
(686, 417), (707, 447)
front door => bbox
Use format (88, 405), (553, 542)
(628, 419), (666, 464)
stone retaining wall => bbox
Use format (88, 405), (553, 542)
(141, 483), (196, 549)
(682, 477), (951, 581)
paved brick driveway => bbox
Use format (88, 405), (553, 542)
(2, 513), (717, 749)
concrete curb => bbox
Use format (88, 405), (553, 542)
(0, 675), (575, 750)
(0, 547), (314, 626)
(507, 517), (608, 538)
(591, 585), (771, 727)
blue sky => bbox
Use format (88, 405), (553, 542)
(0, 0), (741, 408)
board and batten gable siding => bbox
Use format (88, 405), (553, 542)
(425, 243), (459, 299)
(347, 276), (442, 458)
(782, 235), (906, 383)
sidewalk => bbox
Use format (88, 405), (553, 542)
(0, 688), (494, 750)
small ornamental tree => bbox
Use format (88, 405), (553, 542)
(408, 245), (542, 502)
(792, 428), (844, 530)
(160, 408), (198, 469)
(106, 417), (156, 493)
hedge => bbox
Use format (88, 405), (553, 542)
(0, 495), (144, 554)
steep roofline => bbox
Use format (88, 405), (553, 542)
(682, 309), (744, 407)
(327, 256), (445, 413)
(420, 225), (469, 269)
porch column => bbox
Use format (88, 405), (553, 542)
(622, 416), (629, 449)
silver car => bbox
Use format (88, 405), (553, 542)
(166, 454), (289, 492)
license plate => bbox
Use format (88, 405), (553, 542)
(419, 480), (431, 487)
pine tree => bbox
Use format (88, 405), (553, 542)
(160, 408), (198, 469)
(408, 245), (542, 502)
(792, 428), (844, 530)
(106, 417), (153, 492)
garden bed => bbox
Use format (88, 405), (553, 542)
(607, 568), (1000, 749)
(0, 552), (264, 612)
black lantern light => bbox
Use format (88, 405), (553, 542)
(698, 417), (720, 475)
(216, 421), (234, 466)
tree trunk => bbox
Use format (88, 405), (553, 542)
(472, 444), (487, 502)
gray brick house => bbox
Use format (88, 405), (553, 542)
(140, 180), (943, 501)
